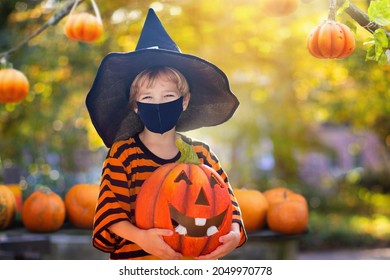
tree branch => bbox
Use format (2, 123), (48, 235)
(0, 0), (84, 61)
(337, 0), (390, 36)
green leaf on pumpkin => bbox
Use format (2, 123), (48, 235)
(176, 137), (201, 165)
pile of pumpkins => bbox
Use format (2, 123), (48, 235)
(234, 187), (309, 235)
(0, 183), (99, 232)
(1, 183), (309, 235)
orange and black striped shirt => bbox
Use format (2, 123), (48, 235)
(92, 133), (247, 259)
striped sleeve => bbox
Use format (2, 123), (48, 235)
(92, 155), (131, 252)
(188, 138), (247, 247)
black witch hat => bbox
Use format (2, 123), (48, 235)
(86, 8), (239, 148)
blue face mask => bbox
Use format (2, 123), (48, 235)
(136, 96), (184, 134)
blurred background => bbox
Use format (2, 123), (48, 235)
(0, 0), (389, 258)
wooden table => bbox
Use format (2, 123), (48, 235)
(0, 225), (107, 260)
(1, 225), (305, 260)
(222, 229), (306, 260)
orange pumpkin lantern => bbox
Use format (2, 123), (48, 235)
(0, 185), (17, 229)
(135, 162), (232, 257)
(64, 12), (103, 43)
(0, 68), (29, 103)
(306, 20), (355, 59)
(22, 188), (66, 233)
(266, 191), (308, 235)
(65, 183), (99, 229)
(234, 188), (268, 232)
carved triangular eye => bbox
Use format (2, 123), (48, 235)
(195, 188), (209, 206)
(174, 170), (192, 185)
(210, 174), (222, 188)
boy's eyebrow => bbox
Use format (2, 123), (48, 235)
(137, 91), (151, 96)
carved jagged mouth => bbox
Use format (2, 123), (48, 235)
(169, 204), (227, 237)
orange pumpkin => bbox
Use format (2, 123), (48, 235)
(234, 188), (268, 232)
(0, 185), (17, 229)
(266, 191), (308, 235)
(263, 187), (294, 206)
(0, 68), (29, 103)
(65, 183), (99, 229)
(306, 20), (355, 59)
(135, 163), (232, 257)
(22, 188), (66, 232)
(261, 0), (300, 17)
(64, 12), (103, 43)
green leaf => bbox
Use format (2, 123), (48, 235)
(176, 137), (201, 165)
(368, 0), (390, 26)
(365, 45), (377, 61)
(337, 0), (350, 16)
(345, 20), (357, 34)
(375, 44), (384, 61)
(377, 52), (388, 65)
(374, 28), (389, 48)
(368, 29), (389, 63)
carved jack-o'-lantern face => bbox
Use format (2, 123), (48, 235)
(135, 163), (233, 257)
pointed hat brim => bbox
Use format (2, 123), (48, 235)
(86, 9), (239, 148)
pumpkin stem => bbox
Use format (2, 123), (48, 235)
(38, 186), (53, 194)
(176, 137), (201, 165)
(283, 190), (288, 201)
(0, 57), (12, 69)
(328, 0), (337, 21)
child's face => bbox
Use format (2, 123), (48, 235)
(134, 74), (190, 134)
(136, 76), (181, 105)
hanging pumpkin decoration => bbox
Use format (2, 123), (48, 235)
(306, 20), (355, 59)
(65, 183), (99, 229)
(306, 0), (355, 59)
(64, 12), (103, 42)
(0, 185), (17, 229)
(22, 188), (66, 233)
(261, 0), (300, 17)
(0, 68), (29, 103)
(234, 188), (268, 232)
(135, 138), (232, 257)
(266, 191), (309, 235)
(64, 0), (103, 43)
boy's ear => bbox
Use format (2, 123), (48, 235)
(131, 103), (138, 113)
(182, 93), (190, 111)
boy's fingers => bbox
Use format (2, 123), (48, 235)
(154, 228), (174, 236)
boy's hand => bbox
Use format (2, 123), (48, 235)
(138, 228), (183, 260)
(196, 223), (241, 260)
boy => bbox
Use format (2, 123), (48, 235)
(86, 9), (247, 260)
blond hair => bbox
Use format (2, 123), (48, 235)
(129, 67), (190, 110)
